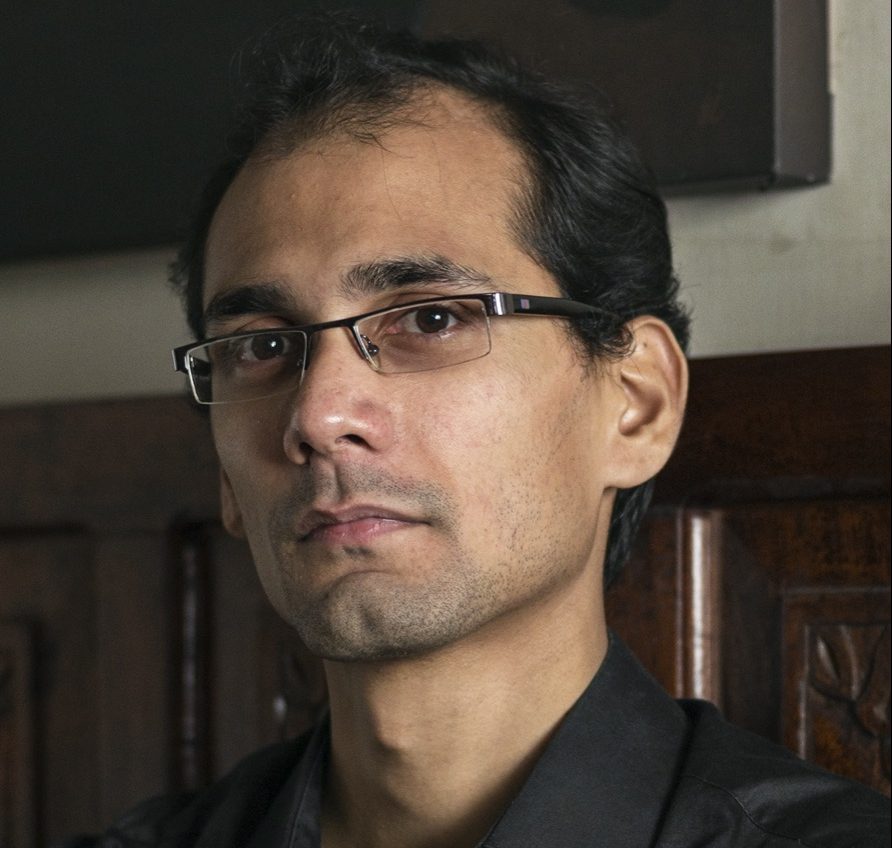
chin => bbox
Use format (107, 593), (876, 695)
(288, 584), (484, 663)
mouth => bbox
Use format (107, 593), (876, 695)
(297, 505), (427, 545)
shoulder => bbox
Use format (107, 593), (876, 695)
(661, 700), (890, 848)
(75, 735), (312, 847)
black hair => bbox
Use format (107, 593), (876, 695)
(170, 13), (690, 586)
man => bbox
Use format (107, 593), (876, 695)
(87, 15), (888, 848)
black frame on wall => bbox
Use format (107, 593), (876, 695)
(0, 0), (829, 262)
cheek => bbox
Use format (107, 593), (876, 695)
(404, 362), (598, 527)
(211, 405), (286, 519)
(212, 393), (293, 459)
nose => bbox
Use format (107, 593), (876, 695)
(283, 326), (394, 465)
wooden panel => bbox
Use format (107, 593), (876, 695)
(610, 346), (891, 795)
(165, 522), (326, 784)
(0, 346), (888, 842)
(655, 346), (890, 503)
(169, 525), (214, 793)
(678, 510), (725, 705)
(0, 398), (219, 530)
(610, 505), (778, 713)
(0, 529), (176, 844)
(207, 524), (325, 778)
(0, 399), (217, 840)
(606, 513), (684, 696)
(206, 526), (266, 776)
(611, 496), (891, 795)
(93, 535), (171, 821)
(0, 622), (35, 848)
(0, 532), (99, 844)
(784, 592), (890, 794)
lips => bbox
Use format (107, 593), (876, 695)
(296, 505), (425, 543)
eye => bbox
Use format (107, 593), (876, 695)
(211, 331), (299, 371)
(242, 332), (292, 361)
(360, 299), (484, 352)
(411, 306), (456, 333)
(392, 304), (462, 335)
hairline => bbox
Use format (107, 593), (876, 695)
(206, 81), (605, 370)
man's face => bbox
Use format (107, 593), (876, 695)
(205, 91), (623, 661)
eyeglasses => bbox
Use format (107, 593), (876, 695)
(172, 292), (612, 405)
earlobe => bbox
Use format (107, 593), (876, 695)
(607, 316), (688, 488)
(219, 468), (246, 539)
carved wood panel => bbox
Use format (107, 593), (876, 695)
(784, 592), (890, 794)
(610, 496), (891, 796)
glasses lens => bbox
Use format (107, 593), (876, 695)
(357, 298), (491, 375)
(188, 329), (307, 404)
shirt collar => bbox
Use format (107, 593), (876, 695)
(479, 633), (690, 848)
(245, 717), (327, 848)
(262, 634), (690, 848)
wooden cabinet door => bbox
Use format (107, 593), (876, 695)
(608, 346), (890, 795)
(608, 498), (890, 794)
(1, 347), (888, 845)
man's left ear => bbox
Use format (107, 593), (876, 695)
(604, 316), (688, 489)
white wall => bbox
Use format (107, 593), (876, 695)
(0, 0), (888, 407)
(668, 0), (891, 357)
(0, 249), (187, 405)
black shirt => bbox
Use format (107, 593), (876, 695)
(84, 635), (890, 847)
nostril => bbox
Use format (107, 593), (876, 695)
(294, 432), (366, 458)
(287, 438), (314, 464)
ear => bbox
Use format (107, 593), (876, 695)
(219, 467), (246, 538)
(604, 316), (688, 489)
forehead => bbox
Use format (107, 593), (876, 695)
(203, 89), (542, 311)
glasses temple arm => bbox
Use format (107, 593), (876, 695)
(499, 293), (614, 320)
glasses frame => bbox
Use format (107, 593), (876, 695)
(172, 292), (612, 405)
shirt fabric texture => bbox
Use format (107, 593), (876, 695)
(79, 635), (890, 847)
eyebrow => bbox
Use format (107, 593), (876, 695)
(340, 255), (492, 298)
(202, 254), (493, 335)
(203, 283), (295, 335)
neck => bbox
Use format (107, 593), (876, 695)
(320, 567), (608, 848)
